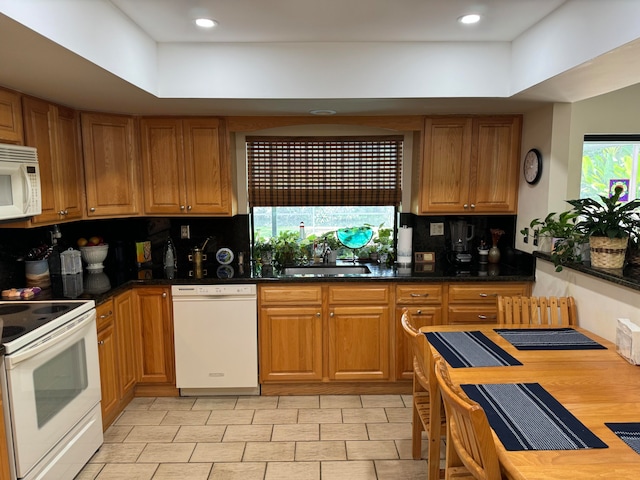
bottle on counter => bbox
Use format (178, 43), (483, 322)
(48, 224), (62, 275)
(163, 237), (176, 268)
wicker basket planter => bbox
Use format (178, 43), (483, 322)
(589, 236), (628, 269)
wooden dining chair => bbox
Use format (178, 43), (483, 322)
(401, 308), (446, 480)
(496, 295), (577, 326)
(434, 357), (503, 480)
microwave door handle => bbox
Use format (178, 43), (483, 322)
(20, 164), (33, 214)
(6, 312), (95, 367)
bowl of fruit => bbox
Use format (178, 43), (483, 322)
(78, 236), (108, 270)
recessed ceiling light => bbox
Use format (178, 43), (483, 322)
(195, 18), (217, 28)
(458, 14), (481, 25)
(309, 109), (337, 116)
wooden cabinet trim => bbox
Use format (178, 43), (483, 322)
(259, 285), (323, 305)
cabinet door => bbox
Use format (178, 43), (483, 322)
(133, 287), (175, 385)
(82, 113), (140, 217)
(54, 106), (85, 221)
(471, 116), (521, 213)
(328, 305), (390, 381)
(183, 118), (232, 214)
(396, 306), (443, 380)
(420, 117), (472, 213)
(0, 87), (23, 144)
(114, 290), (137, 397)
(140, 118), (186, 214)
(259, 306), (323, 382)
(97, 323), (119, 429)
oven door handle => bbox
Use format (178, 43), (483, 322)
(7, 311), (95, 367)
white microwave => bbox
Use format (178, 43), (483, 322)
(0, 143), (41, 221)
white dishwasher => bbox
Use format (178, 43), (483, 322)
(172, 284), (259, 396)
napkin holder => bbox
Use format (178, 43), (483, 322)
(616, 318), (640, 365)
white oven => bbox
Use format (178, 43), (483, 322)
(1, 301), (103, 480)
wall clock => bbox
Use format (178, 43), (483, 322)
(523, 148), (542, 185)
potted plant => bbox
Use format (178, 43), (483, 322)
(372, 223), (394, 264)
(567, 185), (640, 269)
(522, 210), (580, 253)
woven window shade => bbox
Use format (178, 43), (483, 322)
(247, 136), (403, 207)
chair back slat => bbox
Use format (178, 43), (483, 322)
(496, 295), (576, 326)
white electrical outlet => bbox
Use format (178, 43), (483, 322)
(430, 222), (444, 236)
(180, 225), (190, 239)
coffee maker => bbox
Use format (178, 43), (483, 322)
(449, 219), (475, 264)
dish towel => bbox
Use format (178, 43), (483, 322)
(425, 331), (522, 368)
(494, 328), (606, 350)
(605, 423), (640, 454)
(462, 383), (608, 451)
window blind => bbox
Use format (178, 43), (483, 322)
(247, 135), (403, 207)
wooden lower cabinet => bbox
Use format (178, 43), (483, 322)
(133, 286), (176, 389)
(97, 322), (119, 427)
(447, 282), (532, 324)
(114, 291), (137, 398)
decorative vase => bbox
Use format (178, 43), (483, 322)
(589, 236), (628, 269)
(488, 246), (500, 264)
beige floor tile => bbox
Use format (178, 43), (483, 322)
(278, 395), (319, 409)
(385, 407), (412, 423)
(295, 440), (346, 461)
(192, 397), (238, 410)
(191, 442), (246, 462)
(265, 461), (320, 480)
(89, 443), (146, 463)
(242, 441), (295, 461)
(395, 439), (428, 460)
(160, 410), (211, 426)
(223, 424), (273, 442)
(320, 423), (368, 441)
(342, 408), (387, 424)
(208, 462), (266, 480)
(115, 410), (167, 426)
(95, 463), (157, 480)
(137, 442), (196, 463)
(272, 423), (319, 441)
(346, 440), (399, 460)
(125, 397), (155, 410)
(367, 422), (412, 440)
(320, 395), (362, 408)
(252, 408), (298, 424)
(174, 425), (226, 442)
(124, 426), (179, 443)
(207, 409), (254, 425)
(375, 459), (429, 479)
(235, 396), (279, 409)
(152, 462), (212, 480)
(360, 394), (405, 408)
(75, 463), (104, 480)
(320, 460), (377, 480)
(104, 425), (133, 443)
(298, 408), (342, 424)
(149, 397), (196, 411)
(401, 395), (414, 408)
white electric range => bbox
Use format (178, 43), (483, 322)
(0, 300), (103, 480)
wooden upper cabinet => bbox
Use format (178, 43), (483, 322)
(81, 113), (140, 217)
(22, 97), (84, 225)
(0, 87), (23, 144)
(140, 117), (233, 215)
(419, 115), (521, 214)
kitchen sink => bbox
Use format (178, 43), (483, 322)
(283, 264), (372, 275)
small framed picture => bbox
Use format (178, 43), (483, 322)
(414, 252), (435, 263)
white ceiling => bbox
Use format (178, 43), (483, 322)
(1, 0), (640, 116)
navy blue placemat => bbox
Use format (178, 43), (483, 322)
(606, 423), (640, 454)
(494, 328), (606, 350)
(462, 383), (608, 451)
(425, 331), (522, 368)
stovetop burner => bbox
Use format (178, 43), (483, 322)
(1, 325), (26, 340)
(0, 305), (30, 315)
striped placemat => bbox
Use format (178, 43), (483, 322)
(606, 423), (640, 454)
(425, 331), (522, 368)
(462, 383), (608, 451)
(494, 328), (606, 350)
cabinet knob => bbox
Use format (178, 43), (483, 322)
(98, 340), (105, 346)
(58, 210), (64, 216)
(316, 312), (321, 317)
(63, 209), (69, 215)
(330, 312), (334, 317)
(470, 204), (476, 209)
(463, 204), (469, 209)
(478, 315), (497, 320)
(187, 205), (192, 211)
(90, 207), (96, 212)
(410, 293), (429, 297)
(180, 205), (185, 210)
(479, 293), (498, 298)
(162, 292), (167, 298)
(416, 309), (422, 315)
(99, 310), (113, 319)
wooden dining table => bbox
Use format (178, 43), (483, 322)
(420, 323), (640, 480)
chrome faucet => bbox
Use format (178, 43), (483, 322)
(323, 241), (331, 263)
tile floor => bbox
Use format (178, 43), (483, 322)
(75, 394), (444, 480)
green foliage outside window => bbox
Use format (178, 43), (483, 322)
(581, 143), (639, 200)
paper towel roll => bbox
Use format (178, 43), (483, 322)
(397, 226), (412, 265)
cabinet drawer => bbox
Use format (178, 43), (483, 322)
(259, 285), (323, 305)
(448, 306), (498, 324)
(396, 284), (442, 304)
(96, 299), (114, 331)
(328, 284), (390, 305)
(448, 283), (530, 304)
